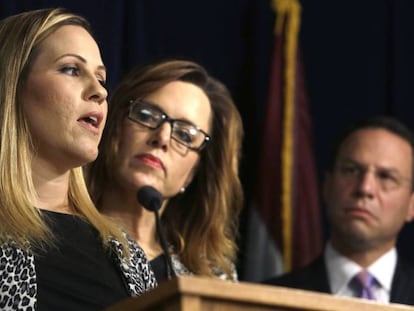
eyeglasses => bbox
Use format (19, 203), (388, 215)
(128, 99), (211, 151)
(335, 161), (412, 192)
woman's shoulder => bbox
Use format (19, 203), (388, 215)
(211, 261), (238, 281)
(110, 234), (157, 294)
(169, 246), (238, 281)
(0, 241), (37, 309)
(170, 253), (193, 276)
(0, 240), (33, 266)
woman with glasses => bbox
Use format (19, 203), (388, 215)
(87, 59), (244, 282)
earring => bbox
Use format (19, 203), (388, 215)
(180, 187), (186, 193)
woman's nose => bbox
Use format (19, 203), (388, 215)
(85, 76), (108, 104)
(148, 121), (172, 149)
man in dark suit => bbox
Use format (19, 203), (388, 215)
(265, 116), (414, 305)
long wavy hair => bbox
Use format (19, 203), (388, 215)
(0, 8), (127, 251)
(88, 59), (244, 277)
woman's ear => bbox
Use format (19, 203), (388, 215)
(183, 158), (201, 189)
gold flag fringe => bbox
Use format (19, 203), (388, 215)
(272, 0), (302, 272)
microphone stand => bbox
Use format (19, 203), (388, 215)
(153, 208), (176, 280)
(137, 186), (176, 280)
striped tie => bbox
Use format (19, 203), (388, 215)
(352, 270), (376, 300)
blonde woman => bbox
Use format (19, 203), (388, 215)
(0, 8), (156, 310)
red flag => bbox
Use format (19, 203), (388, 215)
(256, 0), (323, 273)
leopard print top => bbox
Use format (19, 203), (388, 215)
(0, 237), (157, 310)
(169, 245), (238, 281)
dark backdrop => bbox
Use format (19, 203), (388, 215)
(2, 0), (414, 280)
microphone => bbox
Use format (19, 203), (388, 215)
(137, 185), (162, 212)
(137, 186), (176, 280)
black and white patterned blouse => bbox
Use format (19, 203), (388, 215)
(150, 245), (238, 283)
(0, 212), (157, 310)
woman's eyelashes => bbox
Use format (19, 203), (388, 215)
(59, 64), (80, 76)
(59, 64), (106, 87)
(97, 76), (106, 87)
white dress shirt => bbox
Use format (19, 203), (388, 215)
(324, 242), (396, 303)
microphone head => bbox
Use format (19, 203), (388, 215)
(137, 186), (163, 212)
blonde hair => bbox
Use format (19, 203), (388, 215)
(88, 59), (244, 277)
(0, 8), (127, 250)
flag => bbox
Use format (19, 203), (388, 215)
(242, 0), (323, 281)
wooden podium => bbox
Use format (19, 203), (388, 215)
(106, 276), (414, 311)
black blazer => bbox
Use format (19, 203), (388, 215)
(264, 255), (414, 306)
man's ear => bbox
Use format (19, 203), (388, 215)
(322, 171), (332, 205)
(405, 192), (414, 222)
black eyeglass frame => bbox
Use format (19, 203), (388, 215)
(128, 99), (211, 152)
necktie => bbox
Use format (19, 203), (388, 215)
(352, 270), (376, 300)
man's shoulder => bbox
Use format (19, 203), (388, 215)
(393, 254), (414, 281)
(390, 255), (414, 305)
(396, 255), (414, 270)
(263, 255), (328, 291)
